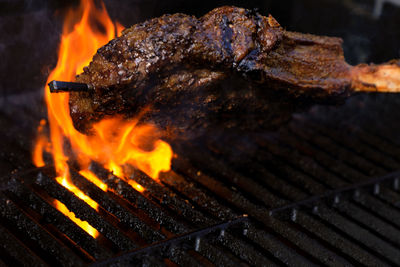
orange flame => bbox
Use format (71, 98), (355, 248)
(53, 199), (99, 238)
(79, 170), (108, 191)
(128, 180), (145, 193)
(33, 0), (172, 181)
(33, 0), (172, 237)
(55, 176), (99, 210)
(33, 119), (48, 167)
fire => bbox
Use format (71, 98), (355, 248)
(56, 176), (99, 210)
(53, 199), (99, 238)
(79, 170), (108, 191)
(33, 119), (48, 167)
(89, 117), (173, 180)
(33, 0), (173, 237)
(128, 180), (145, 193)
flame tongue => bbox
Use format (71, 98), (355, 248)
(33, 0), (173, 237)
(33, 0), (173, 180)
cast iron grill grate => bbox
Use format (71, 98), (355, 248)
(1, 94), (400, 266)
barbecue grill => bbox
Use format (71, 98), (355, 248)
(2, 0), (400, 266)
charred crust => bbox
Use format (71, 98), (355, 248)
(70, 6), (352, 134)
(220, 15), (234, 63)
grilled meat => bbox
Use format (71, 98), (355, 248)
(68, 6), (400, 135)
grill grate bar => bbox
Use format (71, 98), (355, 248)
(89, 165), (252, 265)
(3, 95), (400, 265)
(362, 113), (400, 144)
(101, 172), (190, 235)
(160, 171), (239, 221)
(135, 170), (275, 265)
(264, 173), (400, 265)
(134, 172), (216, 227)
(169, 250), (212, 267)
(4, 137), (400, 266)
(305, 119), (400, 171)
(6, 177), (112, 261)
(164, 164), (315, 265)
(288, 122), (387, 177)
(266, 168), (400, 265)
(174, 156), (353, 265)
(316, 205), (400, 265)
(35, 172), (138, 252)
(269, 171), (400, 215)
(244, 224), (314, 266)
(161, 175), (301, 262)
(183, 129), (400, 265)
(292, 128), (376, 178)
(375, 186), (400, 208)
(0, 193), (84, 266)
(205, 135), (327, 197)
(355, 130), (400, 160)
(282, 216), (360, 266)
(0, 225), (47, 267)
(354, 190), (400, 228)
(158, 172), (292, 265)
(268, 215), (352, 266)
(68, 169), (165, 244)
(294, 211), (389, 266)
(277, 129), (365, 183)
(272, 127), (400, 218)
(334, 201), (400, 247)
(254, 134), (349, 189)
(246, 162), (308, 201)
(172, 158), (316, 264)
(175, 144), (291, 207)
(91, 216), (248, 267)
(240, 144), (330, 195)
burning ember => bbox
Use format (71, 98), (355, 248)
(33, 0), (173, 237)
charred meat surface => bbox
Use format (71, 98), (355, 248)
(68, 6), (400, 135)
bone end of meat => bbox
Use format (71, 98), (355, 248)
(68, 6), (399, 135)
(351, 60), (400, 93)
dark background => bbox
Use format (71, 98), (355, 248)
(1, 0), (400, 99)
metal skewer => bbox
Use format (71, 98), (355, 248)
(48, 80), (92, 93)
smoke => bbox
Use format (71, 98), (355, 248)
(0, 3), (64, 109)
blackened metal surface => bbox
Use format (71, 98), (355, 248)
(2, 92), (400, 266)
(2, 0), (400, 265)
